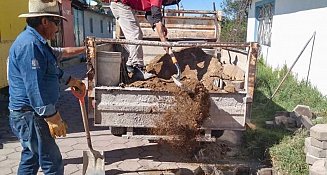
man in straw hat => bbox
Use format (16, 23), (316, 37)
(7, 0), (85, 174)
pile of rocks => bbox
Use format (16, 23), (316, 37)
(305, 124), (327, 175)
(267, 105), (314, 130)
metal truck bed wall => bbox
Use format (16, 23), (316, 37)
(94, 87), (248, 130)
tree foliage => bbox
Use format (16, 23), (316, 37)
(220, 0), (252, 42)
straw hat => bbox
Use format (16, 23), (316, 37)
(19, 0), (67, 20)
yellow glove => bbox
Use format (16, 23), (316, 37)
(67, 77), (86, 98)
(45, 111), (67, 138)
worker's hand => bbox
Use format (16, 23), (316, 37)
(67, 77), (86, 99)
(45, 111), (68, 138)
(161, 24), (168, 37)
(155, 21), (168, 42)
(155, 22), (169, 52)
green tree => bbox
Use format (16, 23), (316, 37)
(220, 0), (251, 42)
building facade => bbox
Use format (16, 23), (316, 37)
(247, 0), (327, 95)
(83, 9), (114, 39)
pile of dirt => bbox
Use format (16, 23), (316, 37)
(127, 48), (223, 92)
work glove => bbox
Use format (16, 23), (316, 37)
(45, 111), (68, 138)
(67, 77), (86, 98)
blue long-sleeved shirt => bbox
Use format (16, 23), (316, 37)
(8, 26), (70, 117)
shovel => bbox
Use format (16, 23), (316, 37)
(71, 86), (105, 175)
(168, 48), (182, 86)
(168, 48), (192, 93)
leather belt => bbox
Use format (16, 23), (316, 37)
(11, 106), (33, 113)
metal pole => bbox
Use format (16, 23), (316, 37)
(94, 38), (251, 48)
(270, 32), (316, 99)
(306, 31), (316, 86)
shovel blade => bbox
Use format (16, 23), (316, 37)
(83, 151), (105, 175)
(172, 76), (183, 87)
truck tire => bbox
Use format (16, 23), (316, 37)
(110, 127), (127, 136)
(211, 130), (224, 138)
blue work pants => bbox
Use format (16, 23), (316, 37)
(9, 111), (63, 175)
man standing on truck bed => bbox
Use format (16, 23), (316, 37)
(7, 0), (85, 174)
(109, 0), (180, 80)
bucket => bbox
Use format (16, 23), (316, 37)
(96, 51), (121, 86)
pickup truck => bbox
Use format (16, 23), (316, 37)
(85, 9), (259, 140)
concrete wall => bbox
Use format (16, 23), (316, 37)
(83, 10), (114, 39)
(247, 0), (327, 95)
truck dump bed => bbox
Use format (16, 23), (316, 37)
(86, 9), (259, 139)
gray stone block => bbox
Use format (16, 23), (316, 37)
(306, 153), (325, 165)
(311, 137), (327, 149)
(293, 104), (313, 119)
(257, 168), (274, 175)
(307, 144), (327, 158)
(310, 159), (326, 175)
(305, 137), (311, 154)
(301, 115), (314, 129)
(311, 124), (327, 141)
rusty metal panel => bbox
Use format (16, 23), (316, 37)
(132, 14), (219, 40)
(141, 28), (216, 40)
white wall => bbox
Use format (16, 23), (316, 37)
(247, 0), (327, 95)
(84, 10), (114, 39)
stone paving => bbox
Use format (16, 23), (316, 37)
(0, 63), (205, 175)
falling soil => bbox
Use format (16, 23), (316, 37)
(153, 82), (210, 154)
(126, 48), (223, 154)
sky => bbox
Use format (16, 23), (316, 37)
(178, 0), (224, 11)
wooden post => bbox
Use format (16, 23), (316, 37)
(246, 42), (259, 100)
(86, 37), (96, 120)
(245, 42), (260, 121)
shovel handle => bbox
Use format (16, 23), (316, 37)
(168, 48), (178, 64)
(79, 99), (94, 151)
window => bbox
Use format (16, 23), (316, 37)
(100, 20), (103, 33)
(255, 0), (275, 46)
(90, 18), (93, 33)
(108, 21), (112, 33)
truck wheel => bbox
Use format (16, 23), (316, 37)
(211, 130), (224, 138)
(110, 127), (127, 136)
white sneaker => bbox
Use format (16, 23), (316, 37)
(134, 67), (156, 80)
